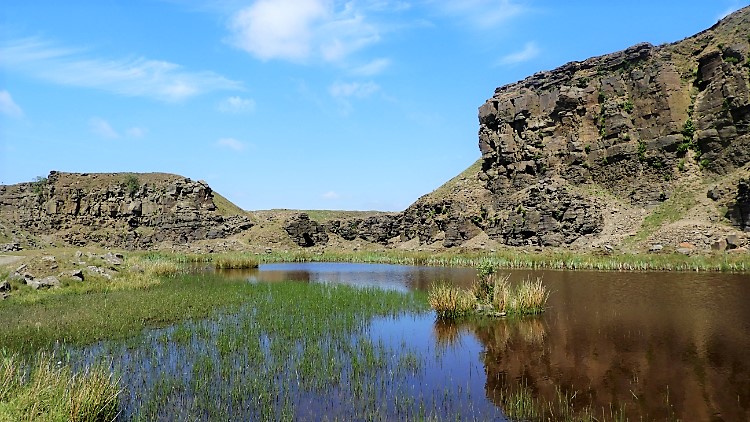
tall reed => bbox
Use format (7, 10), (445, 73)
(428, 282), (475, 320)
(0, 351), (120, 422)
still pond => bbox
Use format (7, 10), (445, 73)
(71, 263), (750, 421)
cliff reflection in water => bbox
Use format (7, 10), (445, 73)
(221, 263), (750, 420)
(454, 271), (750, 421)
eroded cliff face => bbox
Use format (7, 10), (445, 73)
(0, 171), (252, 249)
(476, 8), (750, 247)
(285, 7), (750, 250)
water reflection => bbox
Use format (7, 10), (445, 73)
(244, 263), (750, 421)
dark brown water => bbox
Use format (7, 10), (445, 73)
(226, 263), (750, 421)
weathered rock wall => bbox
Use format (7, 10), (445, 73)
(0, 171), (252, 248)
(284, 7), (750, 249)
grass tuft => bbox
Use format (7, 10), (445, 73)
(0, 351), (120, 422)
(213, 253), (259, 269)
(428, 282), (475, 320)
(430, 265), (549, 319)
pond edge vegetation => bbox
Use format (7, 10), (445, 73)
(429, 264), (549, 320)
(195, 248), (748, 273)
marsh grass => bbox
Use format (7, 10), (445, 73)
(506, 277), (549, 315)
(213, 253), (259, 269)
(0, 275), (263, 354)
(496, 384), (631, 422)
(68, 281), (477, 421)
(0, 351), (120, 422)
(428, 282), (475, 319)
(430, 267), (549, 319)
(256, 249), (750, 272)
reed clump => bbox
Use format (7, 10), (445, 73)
(430, 264), (549, 319)
(213, 253), (259, 269)
(428, 282), (475, 320)
(0, 351), (120, 421)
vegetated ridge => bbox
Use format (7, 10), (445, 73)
(2, 6), (750, 254)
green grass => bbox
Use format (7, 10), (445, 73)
(0, 351), (120, 422)
(67, 281), (439, 420)
(430, 267), (550, 320)
(428, 281), (475, 319)
(213, 253), (259, 269)
(0, 274), (264, 354)
(254, 249), (750, 272)
(631, 188), (697, 243)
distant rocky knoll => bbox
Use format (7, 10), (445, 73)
(286, 6), (750, 251)
(0, 171), (252, 249)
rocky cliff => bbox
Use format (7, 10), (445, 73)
(0, 171), (252, 249)
(286, 6), (750, 251)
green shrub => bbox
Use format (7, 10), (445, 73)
(124, 174), (140, 197)
(31, 176), (47, 197)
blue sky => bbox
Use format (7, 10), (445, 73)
(1, 1), (747, 211)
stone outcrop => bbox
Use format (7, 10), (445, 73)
(284, 7), (750, 249)
(0, 171), (252, 249)
(727, 178), (750, 231)
(284, 213), (328, 246)
(478, 16), (750, 204)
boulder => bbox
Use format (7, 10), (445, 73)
(725, 234), (741, 249)
(649, 244), (663, 252)
(102, 252), (124, 266)
(60, 269), (84, 282)
(30, 276), (60, 290)
(284, 213), (329, 247)
(0, 280), (9, 292)
(711, 239), (728, 251)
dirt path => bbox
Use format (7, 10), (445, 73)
(0, 255), (23, 267)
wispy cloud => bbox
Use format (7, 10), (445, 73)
(0, 37), (242, 102)
(329, 80), (380, 98)
(351, 58), (391, 76)
(496, 41), (539, 65)
(431, 0), (528, 29)
(89, 117), (119, 139)
(216, 137), (247, 151)
(322, 191), (340, 200)
(0, 90), (24, 119)
(228, 0), (381, 63)
(218, 96), (256, 113)
(126, 127), (148, 138)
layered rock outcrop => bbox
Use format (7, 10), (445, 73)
(0, 171), (252, 249)
(479, 9), (750, 203)
(285, 6), (750, 249)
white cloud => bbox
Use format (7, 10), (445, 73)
(216, 137), (246, 151)
(322, 191), (340, 200)
(432, 0), (528, 29)
(126, 127), (147, 138)
(218, 96), (256, 113)
(329, 81), (380, 98)
(0, 37), (242, 102)
(351, 58), (390, 76)
(89, 117), (119, 139)
(496, 41), (539, 65)
(0, 90), (23, 119)
(228, 0), (380, 63)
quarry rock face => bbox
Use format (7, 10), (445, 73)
(478, 10), (750, 206)
(294, 8), (749, 249)
(284, 213), (329, 247)
(0, 171), (252, 249)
